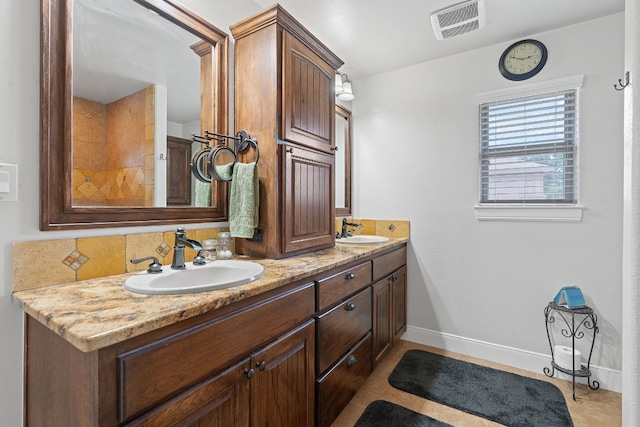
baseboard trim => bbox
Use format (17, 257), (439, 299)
(402, 325), (622, 393)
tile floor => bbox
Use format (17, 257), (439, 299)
(332, 340), (622, 427)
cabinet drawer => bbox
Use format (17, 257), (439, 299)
(316, 332), (372, 427)
(117, 282), (315, 423)
(316, 261), (372, 311)
(372, 246), (407, 281)
(316, 287), (371, 374)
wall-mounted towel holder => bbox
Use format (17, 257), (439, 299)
(190, 130), (259, 183)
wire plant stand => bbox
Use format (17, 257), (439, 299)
(544, 302), (600, 400)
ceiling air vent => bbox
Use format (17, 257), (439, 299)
(430, 0), (486, 40)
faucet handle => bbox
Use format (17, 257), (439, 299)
(193, 251), (207, 266)
(130, 256), (163, 274)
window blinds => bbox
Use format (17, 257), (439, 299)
(479, 89), (577, 204)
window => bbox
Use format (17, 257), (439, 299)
(479, 89), (577, 204)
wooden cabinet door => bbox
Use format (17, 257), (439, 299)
(282, 31), (335, 154)
(166, 136), (192, 206)
(250, 320), (315, 427)
(372, 277), (392, 368)
(392, 266), (407, 344)
(282, 144), (335, 255)
(126, 358), (250, 427)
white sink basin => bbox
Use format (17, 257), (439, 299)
(124, 260), (265, 295)
(336, 235), (390, 244)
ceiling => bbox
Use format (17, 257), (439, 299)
(253, 0), (625, 80)
(72, 0), (625, 124)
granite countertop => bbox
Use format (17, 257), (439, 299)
(12, 238), (407, 353)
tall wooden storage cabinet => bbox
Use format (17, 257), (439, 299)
(230, 5), (343, 259)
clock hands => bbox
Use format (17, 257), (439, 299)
(509, 54), (534, 61)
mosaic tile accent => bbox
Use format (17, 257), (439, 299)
(155, 241), (172, 257)
(62, 250), (89, 271)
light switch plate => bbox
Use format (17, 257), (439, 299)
(0, 163), (18, 201)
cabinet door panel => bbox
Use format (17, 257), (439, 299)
(166, 136), (193, 206)
(126, 358), (250, 427)
(392, 266), (407, 343)
(250, 320), (315, 427)
(372, 278), (392, 368)
(283, 32), (335, 153)
(282, 145), (334, 254)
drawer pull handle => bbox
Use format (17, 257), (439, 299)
(346, 355), (357, 367)
(345, 272), (356, 280)
(244, 368), (255, 379)
(345, 302), (356, 311)
(256, 361), (266, 371)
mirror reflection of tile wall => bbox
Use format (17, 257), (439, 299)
(72, 86), (155, 207)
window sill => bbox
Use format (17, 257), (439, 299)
(474, 205), (583, 222)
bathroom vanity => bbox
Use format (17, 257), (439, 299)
(15, 239), (407, 426)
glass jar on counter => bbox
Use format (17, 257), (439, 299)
(201, 239), (217, 261)
(217, 232), (233, 259)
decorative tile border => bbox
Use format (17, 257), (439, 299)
(13, 219), (409, 292)
(12, 227), (230, 292)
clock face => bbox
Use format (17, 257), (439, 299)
(499, 39), (548, 81)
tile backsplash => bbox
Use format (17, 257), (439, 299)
(13, 219), (409, 292)
(13, 227), (227, 292)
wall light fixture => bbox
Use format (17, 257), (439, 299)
(336, 73), (354, 101)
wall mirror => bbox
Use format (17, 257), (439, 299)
(40, 0), (229, 230)
(335, 104), (352, 217)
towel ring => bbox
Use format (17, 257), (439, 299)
(207, 145), (237, 182)
(234, 130), (259, 164)
(190, 146), (212, 183)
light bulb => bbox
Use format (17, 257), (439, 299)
(335, 72), (344, 95)
(337, 80), (354, 101)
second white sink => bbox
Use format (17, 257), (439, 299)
(124, 260), (265, 295)
(336, 235), (390, 244)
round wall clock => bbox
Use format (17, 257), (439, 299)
(498, 39), (548, 81)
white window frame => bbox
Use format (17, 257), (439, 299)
(474, 75), (584, 222)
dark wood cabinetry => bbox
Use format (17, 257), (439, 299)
(24, 244), (407, 427)
(316, 333), (372, 427)
(166, 136), (192, 206)
(250, 320), (315, 426)
(282, 145), (335, 254)
(372, 276), (393, 366)
(314, 261), (373, 427)
(372, 247), (408, 368)
(230, 6), (343, 259)
(26, 282), (315, 426)
(125, 358), (251, 427)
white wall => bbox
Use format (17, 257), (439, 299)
(353, 13), (624, 385)
(623, 0), (640, 424)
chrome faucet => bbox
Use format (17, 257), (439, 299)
(171, 227), (206, 269)
(338, 218), (362, 239)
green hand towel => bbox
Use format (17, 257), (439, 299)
(229, 162), (259, 238)
(194, 180), (211, 207)
(214, 162), (234, 181)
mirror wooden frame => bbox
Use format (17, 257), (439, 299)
(40, 0), (229, 230)
(335, 104), (352, 217)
